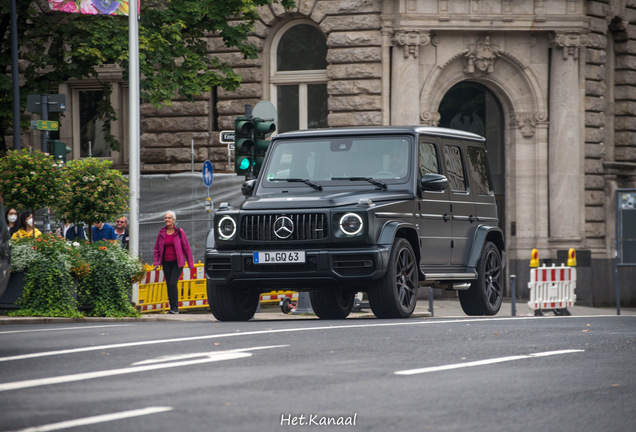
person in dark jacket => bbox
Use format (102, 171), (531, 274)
(153, 211), (194, 314)
(57, 220), (86, 242)
(114, 216), (129, 250)
(92, 221), (117, 242)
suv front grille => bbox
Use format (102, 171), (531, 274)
(332, 255), (376, 277)
(241, 213), (328, 241)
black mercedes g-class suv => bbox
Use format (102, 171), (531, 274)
(205, 126), (504, 321)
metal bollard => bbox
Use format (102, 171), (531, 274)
(510, 275), (516, 316)
(292, 292), (314, 315)
(428, 287), (434, 317)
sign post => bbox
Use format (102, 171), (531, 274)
(615, 189), (636, 315)
(203, 160), (214, 231)
(220, 130), (235, 171)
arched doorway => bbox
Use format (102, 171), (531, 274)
(438, 81), (506, 234)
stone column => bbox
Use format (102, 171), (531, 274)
(548, 33), (588, 240)
(390, 30), (429, 125)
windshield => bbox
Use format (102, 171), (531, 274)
(262, 136), (411, 186)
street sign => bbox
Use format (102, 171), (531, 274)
(26, 94), (67, 113)
(202, 160), (214, 188)
(37, 120), (59, 131)
(220, 131), (235, 144)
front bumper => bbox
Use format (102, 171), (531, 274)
(205, 247), (389, 290)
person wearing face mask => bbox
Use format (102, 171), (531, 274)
(5, 208), (19, 236)
(11, 211), (42, 240)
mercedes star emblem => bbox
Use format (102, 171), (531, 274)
(273, 216), (294, 239)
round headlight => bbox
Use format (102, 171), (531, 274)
(340, 213), (363, 236)
(218, 216), (236, 240)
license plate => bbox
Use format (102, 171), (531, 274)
(253, 251), (305, 264)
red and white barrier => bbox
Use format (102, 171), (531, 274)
(527, 264), (577, 311)
(260, 292), (298, 302)
(141, 266), (205, 285)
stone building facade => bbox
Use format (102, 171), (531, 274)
(49, 0), (636, 304)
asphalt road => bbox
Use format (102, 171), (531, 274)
(1, 315), (635, 432)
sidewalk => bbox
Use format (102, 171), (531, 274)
(1, 299), (632, 325)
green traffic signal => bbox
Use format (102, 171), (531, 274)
(234, 116), (256, 176)
(49, 139), (71, 163)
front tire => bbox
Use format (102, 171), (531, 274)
(368, 238), (418, 318)
(459, 241), (503, 316)
(309, 289), (355, 319)
(207, 281), (259, 321)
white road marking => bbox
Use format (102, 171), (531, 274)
(0, 324), (132, 335)
(131, 344), (289, 365)
(13, 406), (172, 432)
(0, 345), (285, 393)
(0, 315), (616, 363)
(394, 349), (585, 375)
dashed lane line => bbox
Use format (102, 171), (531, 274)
(394, 349), (585, 375)
(13, 407), (173, 432)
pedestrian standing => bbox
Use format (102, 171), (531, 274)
(5, 208), (19, 236)
(92, 221), (117, 243)
(153, 211), (194, 314)
(11, 211), (42, 240)
(57, 219), (86, 242)
(114, 216), (129, 250)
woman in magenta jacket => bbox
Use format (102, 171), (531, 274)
(153, 210), (194, 314)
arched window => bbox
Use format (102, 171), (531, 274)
(270, 22), (329, 133)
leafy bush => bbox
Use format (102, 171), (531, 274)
(53, 158), (129, 242)
(0, 149), (64, 211)
(78, 241), (142, 317)
(8, 234), (82, 318)
(9, 234), (143, 318)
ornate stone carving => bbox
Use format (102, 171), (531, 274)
(392, 30), (431, 59)
(510, 112), (548, 138)
(421, 111), (441, 126)
(463, 36), (500, 74)
(549, 33), (590, 59)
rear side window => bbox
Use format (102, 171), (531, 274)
(466, 146), (493, 195)
(419, 142), (439, 176)
(443, 144), (466, 192)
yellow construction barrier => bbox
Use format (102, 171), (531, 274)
(137, 262), (207, 313)
(137, 262), (298, 314)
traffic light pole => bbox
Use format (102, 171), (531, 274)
(11, 0), (20, 150)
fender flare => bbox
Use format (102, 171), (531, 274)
(378, 221), (422, 276)
(466, 225), (505, 270)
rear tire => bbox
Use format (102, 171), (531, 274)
(459, 241), (503, 316)
(309, 289), (355, 319)
(368, 238), (418, 318)
(207, 281), (259, 321)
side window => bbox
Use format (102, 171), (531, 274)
(466, 146), (493, 195)
(419, 142), (439, 176)
(443, 144), (467, 192)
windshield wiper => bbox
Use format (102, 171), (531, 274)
(331, 177), (387, 191)
(270, 178), (323, 191)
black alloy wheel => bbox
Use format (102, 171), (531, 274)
(309, 289), (355, 319)
(368, 238), (418, 318)
(459, 241), (502, 316)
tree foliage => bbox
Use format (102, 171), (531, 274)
(0, 0), (295, 152)
(53, 157), (129, 231)
(0, 148), (62, 210)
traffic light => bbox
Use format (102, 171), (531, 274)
(49, 139), (71, 164)
(253, 117), (276, 176)
(234, 116), (255, 176)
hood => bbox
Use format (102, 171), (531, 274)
(241, 190), (414, 211)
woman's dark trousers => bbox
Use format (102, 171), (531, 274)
(162, 260), (182, 312)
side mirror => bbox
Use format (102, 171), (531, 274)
(241, 179), (256, 196)
(420, 173), (448, 192)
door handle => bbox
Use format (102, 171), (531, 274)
(443, 213), (450, 222)
(469, 215), (475, 223)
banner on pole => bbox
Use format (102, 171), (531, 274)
(48, 0), (139, 16)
